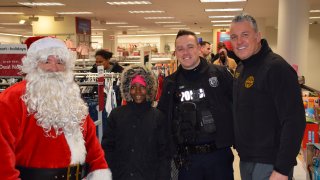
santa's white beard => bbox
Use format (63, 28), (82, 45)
(22, 69), (88, 138)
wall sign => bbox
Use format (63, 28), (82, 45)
(75, 17), (91, 35)
(0, 44), (27, 76)
(217, 31), (232, 51)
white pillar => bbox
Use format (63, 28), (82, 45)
(255, 17), (266, 39)
(277, 0), (309, 76)
(103, 31), (116, 53)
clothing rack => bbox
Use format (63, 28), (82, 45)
(75, 72), (120, 141)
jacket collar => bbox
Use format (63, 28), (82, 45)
(240, 39), (272, 66)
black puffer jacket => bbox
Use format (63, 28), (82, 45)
(101, 65), (170, 180)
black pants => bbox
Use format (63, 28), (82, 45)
(178, 147), (234, 180)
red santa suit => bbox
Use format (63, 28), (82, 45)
(0, 80), (111, 180)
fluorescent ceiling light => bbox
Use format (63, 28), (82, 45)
(211, 20), (232, 23)
(91, 35), (103, 38)
(0, 12), (24, 15)
(106, 22), (128, 24)
(213, 24), (230, 26)
(310, 17), (320, 19)
(127, 28), (146, 30)
(200, 0), (246, 2)
(0, 23), (25, 25)
(205, 8), (243, 12)
(163, 25), (187, 27)
(209, 15), (235, 18)
(129, 10), (164, 13)
(155, 21), (181, 24)
(139, 30), (156, 33)
(57, 12), (92, 15)
(18, 2), (65, 6)
(0, 32), (22, 37)
(117, 25), (140, 27)
(19, 20), (26, 24)
(107, 1), (151, 5)
(310, 10), (320, 13)
(144, 17), (174, 19)
(92, 28), (106, 30)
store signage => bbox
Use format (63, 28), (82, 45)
(75, 17), (91, 35)
(0, 44), (27, 76)
(217, 31), (232, 51)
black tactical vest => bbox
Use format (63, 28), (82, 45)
(173, 73), (216, 145)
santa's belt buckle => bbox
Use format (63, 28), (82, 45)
(66, 164), (81, 180)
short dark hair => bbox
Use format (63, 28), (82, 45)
(200, 41), (210, 47)
(232, 13), (259, 32)
(95, 49), (113, 60)
(217, 42), (226, 49)
(175, 30), (198, 45)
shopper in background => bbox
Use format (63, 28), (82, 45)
(157, 30), (234, 180)
(90, 49), (123, 73)
(0, 37), (111, 179)
(213, 48), (237, 74)
(90, 49), (123, 106)
(230, 13), (306, 180)
(101, 65), (170, 180)
(213, 42), (240, 64)
(199, 41), (214, 63)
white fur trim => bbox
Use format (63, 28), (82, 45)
(86, 168), (112, 180)
(64, 128), (86, 165)
(28, 37), (67, 54)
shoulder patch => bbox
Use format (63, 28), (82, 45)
(209, 76), (219, 87)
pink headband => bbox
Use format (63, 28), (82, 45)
(131, 75), (146, 87)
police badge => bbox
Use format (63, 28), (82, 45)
(208, 77), (219, 87)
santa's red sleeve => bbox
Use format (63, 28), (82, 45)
(83, 115), (112, 179)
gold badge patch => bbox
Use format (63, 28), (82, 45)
(235, 72), (240, 79)
(245, 76), (254, 88)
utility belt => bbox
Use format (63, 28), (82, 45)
(17, 164), (86, 180)
(180, 143), (217, 154)
(174, 143), (218, 170)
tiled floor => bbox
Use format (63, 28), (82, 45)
(232, 148), (307, 180)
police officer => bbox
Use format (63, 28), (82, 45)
(158, 30), (234, 180)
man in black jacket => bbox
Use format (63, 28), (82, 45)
(230, 14), (306, 180)
(158, 30), (234, 180)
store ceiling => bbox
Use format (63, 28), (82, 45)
(0, 0), (319, 36)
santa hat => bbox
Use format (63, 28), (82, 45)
(24, 36), (46, 49)
(20, 37), (74, 74)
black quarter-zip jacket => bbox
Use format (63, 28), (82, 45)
(233, 39), (306, 176)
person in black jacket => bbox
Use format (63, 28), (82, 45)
(90, 49), (123, 73)
(157, 30), (234, 180)
(230, 14), (306, 180)
(101, 65), (170, 180)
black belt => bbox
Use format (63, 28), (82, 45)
(180, 143), (217, 154)
(17, 164), (85, 180)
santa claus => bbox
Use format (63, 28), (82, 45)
(0, 37), (112, 180)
